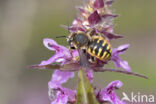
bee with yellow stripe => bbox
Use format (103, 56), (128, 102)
(87, 35), (112, 62)
(67, 30), (112, 62)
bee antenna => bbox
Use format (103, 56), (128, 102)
(56, 36), (67, 38)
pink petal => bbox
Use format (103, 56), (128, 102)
(40, 38), (73, 65)
(86, 69), (94, 83)
(51, 92), (68, 104)
(98, 80), (126, 104)
(114, 44), (130, 55)
(40, 53), (64, 65)
(112, 44), (131, 71)
(93, 0), (104, 8)
(43, 38), (68, 52)
(49, 70), (76, 104)
(43, 38), (59, 51)
(51, 70), (74, 84)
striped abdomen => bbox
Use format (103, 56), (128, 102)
(87, 37), (112, 61)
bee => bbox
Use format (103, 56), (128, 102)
(67, 31), (112, 62)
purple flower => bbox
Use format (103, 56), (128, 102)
(36, 38), (128, 103)
(37, 39), (78, 103)
(97, 80), (126, 104)
(50, 92), (68, 104)
(111, 44), (131, 72)
(38, 38), (130, 103)
(29, 0), (145, 104)
(48, 70), (76, 104)
(40, 38), (79, 66)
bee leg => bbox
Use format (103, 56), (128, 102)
(89, 56), (96, 63)
(80, 46), (87, 53)
(70, 46), (76, 50)
(82, 49), (86, 53)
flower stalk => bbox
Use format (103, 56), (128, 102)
(77, 68), (99, 104)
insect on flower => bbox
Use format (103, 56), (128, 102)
(53, 30), (147, 79)
(66, 29), (112, 63)
(56, 30), (112, 64)
(29, 0), (149, 103)
(29, 0), (149, 80)
(30, 44), (148, 79)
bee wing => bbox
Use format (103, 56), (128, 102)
(29, 63), (80, 72)
(93, 67), (148, 79)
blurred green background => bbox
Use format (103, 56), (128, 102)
(0, 0), (156, 104)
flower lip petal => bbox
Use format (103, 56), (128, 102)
(93, 0), (104, 8)
(112, 56), (131, 72)
(51, 92), (68, 104)
(43, 38), (59, 51)
(41, 38), (75, 66)
(48, 81), (61, 89)
(106, 80), (123, 90)
(51, 70), (74, 85)
(48, 70), (76, 104)
(119, 60), (131, 72)
(112, 44), (131, 71)
(44, 38), (68, 52)
(98, 80), (124, 104)
(115, 44), (130, 54)
(40, 53), (64, 65)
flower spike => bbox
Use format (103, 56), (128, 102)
(29, 0), (148, 104)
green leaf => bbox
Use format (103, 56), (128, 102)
(76, 68), (99, 104)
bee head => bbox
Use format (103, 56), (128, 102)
(67, 32), (89, 49)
